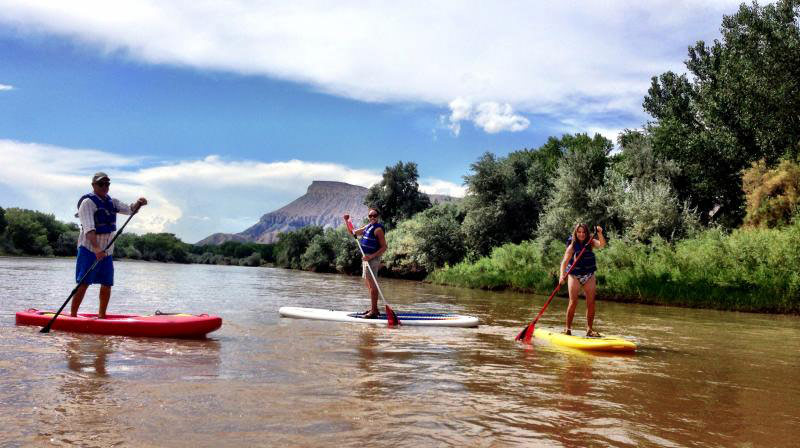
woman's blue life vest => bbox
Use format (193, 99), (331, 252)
(77, 193), (118, 234)
(566, 236), (597, 276)
(359, 222), (385, 255)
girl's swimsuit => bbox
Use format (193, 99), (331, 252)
(571, 272), (594, 285)
(566, 237), (597, 285)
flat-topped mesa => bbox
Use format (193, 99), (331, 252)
(196, 180), (456, 245)
(306, 180), (368, 196)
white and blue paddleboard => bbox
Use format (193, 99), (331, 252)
(278, 306), (479, 328)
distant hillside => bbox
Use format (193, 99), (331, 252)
(196, 180), (456, 245)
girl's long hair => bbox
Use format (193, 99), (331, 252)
(570, 223), (593, 250)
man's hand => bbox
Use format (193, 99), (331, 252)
(94, 247), (107, 261)
(132, 197), (148, 212)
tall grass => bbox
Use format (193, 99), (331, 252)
(429, 221), (800, 313)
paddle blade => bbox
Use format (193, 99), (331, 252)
(385, 305), (400, 327)
(515, 322), (534, 344)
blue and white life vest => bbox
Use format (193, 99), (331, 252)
(566, 237), (596, 276)
(78, 193), (118, 234)
(359, 222), (384, 255)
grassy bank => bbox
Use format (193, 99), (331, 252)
(429, 221), (800, 314)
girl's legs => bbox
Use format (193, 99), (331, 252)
(583, 275), (598, 334)
(564, 275), (580, 334)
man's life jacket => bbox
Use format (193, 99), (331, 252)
(77, 193), (118, 234)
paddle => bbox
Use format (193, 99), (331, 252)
(40, 210), (138, 334)
(515, 226), (598, 344)
(343, 214), (400, 327)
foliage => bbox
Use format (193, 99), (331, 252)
(2, 208), (77, 256)
(431, 221), (800, 313)
(742, 159), (800, 228)
(300, 228), (339, 272)
(364, 161), (431, 228)
(536, 133), (613, 242)
(602, 132), (701, 243)
(643, 0), (800, 227)
(132, 233), (192, 263)
(275, 226), (324, 269)
(0, 206), (6, 236)
(383, 202), (466, 276)
(428, 239), (562, 291)
(331, 228), (363, 274)
(460, 137), (564, 256)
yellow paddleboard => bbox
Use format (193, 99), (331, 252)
(534, 328), (636, 353)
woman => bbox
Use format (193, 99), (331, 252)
(353, 208), (387, 318)
(559, 223), (606, 336)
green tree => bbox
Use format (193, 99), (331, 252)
(461, 138), (563, 257)
(602, 131), (700, 243)
(4, 208), (52, 255)
(383, 202), (466, 276)
(275, 226), (323, 269)
(365, 161), (431, 228)
(0, 206), (7, 235)
(300, 229), (339, 272)
(537, 134), (613, 243)
(643, 0), (800, 227)
(133, 233), (191, 263)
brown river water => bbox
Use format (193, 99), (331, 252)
(1, 257), (798, 447)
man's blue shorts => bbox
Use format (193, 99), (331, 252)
(75, 246), (114, 286)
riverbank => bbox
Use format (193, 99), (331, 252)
(7, 220), (799, 315)
(428, 221), (800, 314)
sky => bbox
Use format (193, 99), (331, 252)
(0, 1), (749, 243)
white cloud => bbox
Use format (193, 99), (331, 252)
(0, 84), (13, 91)
(419, 179), (466, 197)
(0, 139), (464, 242)
(0, 1), (747, 134)
(444, 98), (529, 135)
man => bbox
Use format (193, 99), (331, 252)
(72, 172), (147, 318)
(352, 208), (387, 318)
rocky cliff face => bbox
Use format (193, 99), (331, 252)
(196, 180), (456, 245)
(196, 181), (369, 244)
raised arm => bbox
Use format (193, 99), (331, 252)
(592, 226), (606, 249)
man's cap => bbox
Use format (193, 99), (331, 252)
(92, 172), (110, 183)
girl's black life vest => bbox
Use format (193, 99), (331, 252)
(77, 193), (118, 234)
(359, 222), (384, 255)
(566, 236), (596, 276)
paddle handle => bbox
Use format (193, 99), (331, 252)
(40, 210), (138, 333)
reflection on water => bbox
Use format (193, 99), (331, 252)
(1, 257), (799, 447)
(65, 338), (112, 377)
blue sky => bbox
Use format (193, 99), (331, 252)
(0, 1), (746, 242)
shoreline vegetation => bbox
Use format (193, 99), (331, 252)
(429, 222), (800, 314)
(2, 3), (799, 315)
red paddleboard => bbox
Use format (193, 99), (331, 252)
(16, 308), (222, 339)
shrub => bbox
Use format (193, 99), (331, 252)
(742, 159), (800, 228)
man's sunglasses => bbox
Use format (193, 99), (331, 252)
(96, 181), (110, 187)
(368, 213), (378, 218)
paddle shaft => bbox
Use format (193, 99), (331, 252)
(40, 211), (137, 333)
(517, 227), (597, 342)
